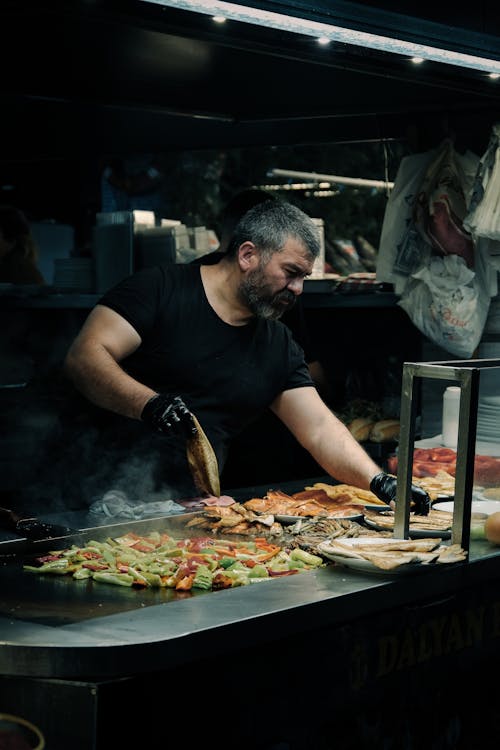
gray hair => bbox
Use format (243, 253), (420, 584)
(225, 199), (320, 261)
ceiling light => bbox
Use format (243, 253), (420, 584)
(317, 36), (330, 46)
(411, 56), (424, 64)
(143, 0), (500, 75)
(489, 73), (500, 80)
(212, 15), (226, 23)
(270, 168), (394, 190)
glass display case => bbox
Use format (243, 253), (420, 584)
(395, 357), (500, 549)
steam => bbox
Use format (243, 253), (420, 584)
(15, 405), (194, 514)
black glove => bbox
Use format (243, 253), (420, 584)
(141, 394), (197, 438)
(370, 472), (431, 516)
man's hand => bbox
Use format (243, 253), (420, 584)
(370, 472), (431, 516)
(141, 394), (197, 439)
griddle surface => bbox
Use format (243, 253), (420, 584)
(0, 513), (222, 626)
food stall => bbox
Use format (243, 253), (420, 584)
(1, 459), (500, 749)
(3, 357), (500, 749)
(2, 3), (500, 746)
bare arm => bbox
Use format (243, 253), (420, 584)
(64, 304), (157, 420)
(271, 386), (381, 491)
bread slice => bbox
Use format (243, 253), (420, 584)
(186, 414), (221, 497)
(369, 419), (400, 443)
(348, 417), (375, 441)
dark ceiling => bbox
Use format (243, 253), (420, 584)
(2, 0), (500, 159)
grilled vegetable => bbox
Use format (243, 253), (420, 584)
(23, 531), (324, 590)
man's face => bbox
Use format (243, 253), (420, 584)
(238, 237), (314, 320)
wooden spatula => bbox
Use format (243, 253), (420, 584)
(186, 414), (221, 497)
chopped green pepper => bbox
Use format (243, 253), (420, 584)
(248, 565), (269, 578)
(193, 564), (213, 590)
(290, 548), (323, 566)
(91, 571), (134, 587)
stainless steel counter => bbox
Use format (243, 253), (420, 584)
(0, 504), (498, 681)
(2, 490), (500, 750)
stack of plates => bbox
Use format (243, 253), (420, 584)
(53, 258), (94, 292)
(476, 395), (500, 443)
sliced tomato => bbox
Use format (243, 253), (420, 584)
(187, 537), (216, 553)
(413, 461), (456, 477)
(428, 447), (456, 462)
(36, 554), (63, 563)
(130, 542), (156, 553)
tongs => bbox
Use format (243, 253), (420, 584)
(0, 506), (78, 542)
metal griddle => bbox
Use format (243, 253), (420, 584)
(0, 478), (323, 626)
(0, 512), (217, 626)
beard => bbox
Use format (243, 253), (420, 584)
(238, 265), (297, 320)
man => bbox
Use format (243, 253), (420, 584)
(64, 199), (429, 512)
(193, 188), (329, 486)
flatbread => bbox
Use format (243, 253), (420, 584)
(186, 414), (221, 497)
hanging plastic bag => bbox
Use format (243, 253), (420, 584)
(377, 140), (478, 292)
(413, 138), (477, 269)
(464, 124), (500, 240)
(376, 148), (439, 293)
(398, 254), (491, 358)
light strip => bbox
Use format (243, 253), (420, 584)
(271, 168), (394, 190)
(142, 0), (500, 74)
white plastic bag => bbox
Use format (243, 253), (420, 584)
(413, 139), (476, 269)
(376, 148), (439, 293)
(377, 140), (478, 293)
(464, 124), (500, 240)
(398, 254), (491, 358)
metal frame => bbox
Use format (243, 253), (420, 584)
(394, 358), (500, 550)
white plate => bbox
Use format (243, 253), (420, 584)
(477, 415), (500, 425)
(480, 396), (500, 407)
(276, 512), (364, 524)
(363, 515), (451, 540)
(364, 503), (391, 512)
(317, 537), (436, 575)
(434, 499), (500, 515)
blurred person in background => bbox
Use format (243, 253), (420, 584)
(0, 205), (45, 284)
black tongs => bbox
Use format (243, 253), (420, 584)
(0, 506), (78, 542)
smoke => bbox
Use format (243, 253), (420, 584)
(14, 402), (197, 514)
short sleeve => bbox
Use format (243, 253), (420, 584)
(98, 265), (167, 339)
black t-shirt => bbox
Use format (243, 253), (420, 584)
(193, 250), (318, 363)
(32, 264), (314, 509)
(94, 263), (313, 486)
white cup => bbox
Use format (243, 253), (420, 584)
(442, 386), (461, 448)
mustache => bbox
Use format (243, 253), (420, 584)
(273, 289), (296, 306)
